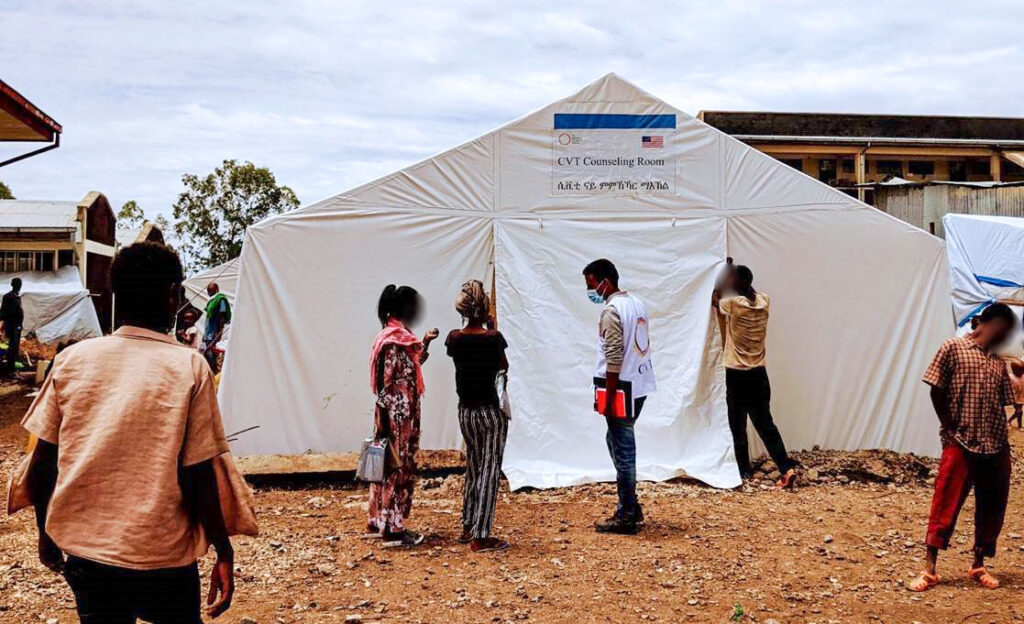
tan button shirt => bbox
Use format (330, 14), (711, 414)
(719, 293), (770, 370)
(922, 335), (1013, 455)
(22, 326), (230, 570)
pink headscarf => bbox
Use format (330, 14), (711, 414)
(369, 318), (425, 395)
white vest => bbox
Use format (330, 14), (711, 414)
(594, 293), (657, 398)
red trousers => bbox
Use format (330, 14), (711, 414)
(926, 443), (1011, 558)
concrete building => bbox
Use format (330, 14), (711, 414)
(698, 111), (1024, 205)
(0, 192), (117, 331)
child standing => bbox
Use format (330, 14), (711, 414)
(911, 303), (1021, 591)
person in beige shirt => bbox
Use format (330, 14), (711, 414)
(713, 263), (796, 488)
(14, 242), (256, 623)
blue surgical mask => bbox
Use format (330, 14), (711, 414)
(587, 289), (605, 304)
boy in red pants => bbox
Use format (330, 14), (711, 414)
(911, 303), (1020, 592)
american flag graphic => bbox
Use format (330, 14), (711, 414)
(642, 135), (664, 148)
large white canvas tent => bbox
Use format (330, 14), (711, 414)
(0, 266), (102, 345)
(220, 74), (953, 490)
(944, 213), (1024, 339)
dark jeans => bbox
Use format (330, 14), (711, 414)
(4, 329), (19, 375)
(605, 397), (646, 519)
(63, 555), (202, 624)
(202, 341), (219, 373)
(725, 367), (795, 476)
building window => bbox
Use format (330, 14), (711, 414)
(1005, 159), (1024, 179)
(949, 161), (967, 182)
(58, 250), (75, 268)
(841, 159), (855, 174)
(969, 159), (991, 176)
(818, 158), (837, 184)
(876, 160), (903, 176)
(777, 157), (803, 171)
(908, 160), (935, 176)
(0, 251), (59, 272)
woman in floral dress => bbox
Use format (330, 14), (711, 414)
(368, 284), (438, 546)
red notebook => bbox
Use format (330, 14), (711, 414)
(594, 387), (628, 419)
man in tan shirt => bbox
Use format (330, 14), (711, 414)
(20, 242), (248, 623)
(713, 264), (796, 488)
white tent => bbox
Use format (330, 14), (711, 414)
(220, 74), (953, 490)
(183, 258), (239, 310)
(0, 266), (102, 345)
(943, 213), (1024, 333)
(182, 258), (239, 349)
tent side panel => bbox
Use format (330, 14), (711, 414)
(219, 210), (493, 455)
(298, 135), (496, 214)
(727, 208), (952, 457)
(495, 216), (740, 490)
(723, 139), (859, 210)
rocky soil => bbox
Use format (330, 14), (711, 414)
(2, 383), (1024, 624)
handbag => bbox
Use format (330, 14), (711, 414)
(496, 371), (511, 419)
(356, 435), (403, 483)
(356, 439), (386, 483)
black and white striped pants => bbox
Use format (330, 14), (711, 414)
(458, 402), (509, 539)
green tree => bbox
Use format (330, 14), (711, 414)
(153, 213), (170, 233)
(118, 200), (146, 228)
(0, 181), (14, 199)
(172, 159), (299, 270)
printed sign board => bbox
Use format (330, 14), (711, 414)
(552, 114), (676, 196)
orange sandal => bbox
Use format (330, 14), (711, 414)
(908, 571), (939, 592)
(969, 567), (999, 589)
(777, 469), (797, 489)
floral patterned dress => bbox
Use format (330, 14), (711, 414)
(368, 343), (426, 534)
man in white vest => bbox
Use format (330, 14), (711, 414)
(583, 259), (656, 535)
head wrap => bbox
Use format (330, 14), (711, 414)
(455, 279), (489, 322)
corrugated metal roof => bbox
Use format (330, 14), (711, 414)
(699, 111), (1024, 142)
(0, 200), (78, 230)
(115, 227), (141, 247)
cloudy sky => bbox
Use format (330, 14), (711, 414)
(2, 1), (1022, 218)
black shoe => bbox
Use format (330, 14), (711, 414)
(633, 504), (645, 524)
(595, 514), (639, 535)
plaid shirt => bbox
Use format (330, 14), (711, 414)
(923, 336), (1014, 454)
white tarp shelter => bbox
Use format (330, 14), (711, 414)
(182, 258), (239, 348)
(183, 258), (239, 309)
(944, 213), (1024, 338)
(0, 266), (102, 345)
(220, 74), (953, 490)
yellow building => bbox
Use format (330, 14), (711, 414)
(697, 111), (1024, 204)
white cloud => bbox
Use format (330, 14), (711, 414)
(0, 0), (1021, 216)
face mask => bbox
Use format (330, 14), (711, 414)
(587, 288), (605, 304)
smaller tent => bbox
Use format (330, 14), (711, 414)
(182, 258), (238, 349)
(183, 258), (238, 310)
(0, 266), (102, 345)
(944, 214), (1024, 345)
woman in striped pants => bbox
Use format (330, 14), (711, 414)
(445, 280), (511, 552)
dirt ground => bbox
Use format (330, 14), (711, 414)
(2, 382), (1024, 624)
